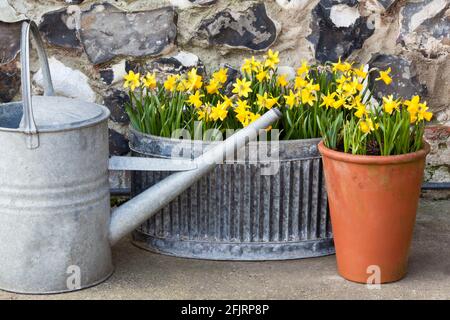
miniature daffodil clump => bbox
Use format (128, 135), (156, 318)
(123, 52), (432, 153)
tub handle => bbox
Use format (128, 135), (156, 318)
(20, 20), (55, 149)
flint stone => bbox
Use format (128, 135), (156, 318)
(0, 22), (21, 64)
(275, 0), (309, 10)
(170, 0), (217, 9)
(399, 0), (449, 40)
(109, 129), (130, 156)
(80, 3), (177, 65)
(368, 54), (426, 100)
(308, 0), (375, 63)
(100, 60), (127, 85)
(197, 3), (278, 51)
(104, 89), (130, 124)
(39, 7), (82, 49)
(33, 57), (96, 103)
(0, 61), (20, 103)
(0, 0), (26, 23)
(377, 0), (396, 10)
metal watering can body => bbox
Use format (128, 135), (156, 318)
(0, 22), (281, 294)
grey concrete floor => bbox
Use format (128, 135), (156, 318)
(1, 199), (449, 300)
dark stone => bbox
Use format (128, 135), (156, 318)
(99, 68), (114, 85)
(39, 7), (82, 49)
(307, 0), (375, 63)
(368, 54), (426, 100)
(197, 3), (278, 51)
(377, 0), (396, 10)
(104, 89), (130, 124)
(109, 129), (130, 156)
(399, 0), (449, 41)
(0, 61), (20, 103)
(64, 0), (84, 3)
(220, 63), (240, 95)
(188, 0), (217, 5)
(0, 22), (21, 65)
(79, 3), (177, 65)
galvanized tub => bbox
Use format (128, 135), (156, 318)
(131, 129), (334, 260)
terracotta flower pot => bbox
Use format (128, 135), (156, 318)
(318, 141), (430, 284)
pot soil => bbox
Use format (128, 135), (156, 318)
(318, 141), (430, 283)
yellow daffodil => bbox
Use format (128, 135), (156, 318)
(197, 105), (211, 122)
(382, 95), (400, 114)
(404, 95), (420, 123)
(417, 101), (433, 122)
(221, 95), (233, 109)
(249, 112), (261, 123)
(187, 91), (204, 108)
(163, 74), (178, 92)
(375, 67), (392, 85)
(296, 60), (309, 76)
(277, 74), (289, 87)
(353, 65), (367, 79)
(294, 76), (308, 90)
(306, 80), (320, 92)
(142, 72), (157, 89)
(284, 90), (298, 108)
(256, 69), (269, 82)
(206, 79), (221, 94)
(185, 68), (203, 91)
(264, 49), (280, 69)
(212, 68), (228, 84)
(332, 57), (352, 73)
(232, 78), (253, 98)
(257, 93), (268, 109)
(300, 88), (316, 106)
(332, 97), (345, 109)
(210, 101), (228, 121)
(123, 70), (140, 91)
(354, 104), (367, 118)
(359, 118), (376, 134)
(242, 56), (262, 73)
(320, 92), (336, 109)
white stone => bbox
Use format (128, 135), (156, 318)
(108, 60), (127, 85)
(0, 0), (26, 22)
(33, 57), (96, 103)
(170, 0), (195, 9)
(276, 66), (296, 81)
(173, 51), (199, 67)
(275, 0), (309, 10)
(409, 0), (448, 31)
(330, 4), (360, 28)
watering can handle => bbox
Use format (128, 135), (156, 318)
(20, 20), (55, 149)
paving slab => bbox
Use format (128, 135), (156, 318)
(1, 199), (449, 300)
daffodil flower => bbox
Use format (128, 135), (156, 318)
(212, 68), (228, 84)
(320, 93), (336, 109)
(284, 90), (298, 108)
(277, 74), (288, 87)
(232, 78), (253, 98)
(187, 91), (204, 108)
(142, 72), (157, 89)
(382, 95), (400, 114)
(123, 70), (140, 91)
(375, 67), (392, 85)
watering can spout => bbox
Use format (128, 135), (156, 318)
(108, 108), (281, 245)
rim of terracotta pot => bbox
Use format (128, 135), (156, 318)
(318, 140), (430, 165)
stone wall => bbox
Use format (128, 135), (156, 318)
(0, 0), (449, 184)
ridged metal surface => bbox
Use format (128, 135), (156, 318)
(131, 130), (334, 260)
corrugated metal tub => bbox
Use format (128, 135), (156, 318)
(130, 129), (334, 260)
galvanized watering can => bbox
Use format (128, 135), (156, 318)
(0, 21), (281, 294)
